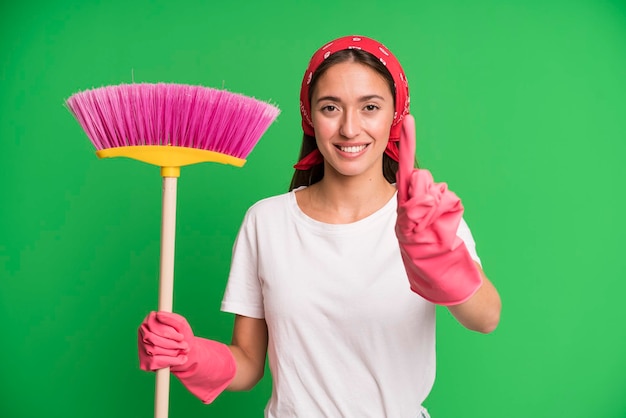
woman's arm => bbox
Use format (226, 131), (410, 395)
(227, 315), (269, 391)
(447, 263), (501, 334)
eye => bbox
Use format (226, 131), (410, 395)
(321, 104), (338, 112)
(364, 104), (380, 111)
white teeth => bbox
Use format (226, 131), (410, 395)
(339, 145), (367, 153)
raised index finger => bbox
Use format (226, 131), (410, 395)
(396, 114), (416, 201)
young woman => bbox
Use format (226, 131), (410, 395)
(138, 35), (502, 418)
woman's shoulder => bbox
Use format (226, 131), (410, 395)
(244, 190), (295, 217)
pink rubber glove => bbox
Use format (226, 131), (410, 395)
(138, 311), (236, 404)
(395, 114), (483, 305)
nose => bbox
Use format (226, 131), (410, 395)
(339, 109), (361, 139)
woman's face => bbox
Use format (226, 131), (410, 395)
(310, 61), (395, 180)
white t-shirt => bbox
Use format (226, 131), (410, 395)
(221, 189), (480, 418)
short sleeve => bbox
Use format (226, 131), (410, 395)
(457, 217), (482, 266)
(221, 209), (265, 319)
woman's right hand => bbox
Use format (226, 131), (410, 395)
(137, 311), (237, 404)
(138, 311), (191, 371)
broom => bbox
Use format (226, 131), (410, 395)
(65, 82), (280, 418)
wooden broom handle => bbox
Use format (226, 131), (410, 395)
(155, 175), (178, 418)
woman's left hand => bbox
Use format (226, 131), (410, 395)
(394, 114), (483, 306)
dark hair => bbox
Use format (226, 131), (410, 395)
(289, 49), (403, 191)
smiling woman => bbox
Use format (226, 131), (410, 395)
(4, 0), (626, 416)
(309, 60), (395, 182)
(291, 42), (404, 188)
(137, 34), (501, 418)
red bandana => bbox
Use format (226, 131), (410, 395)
(295, 35), (410, 170)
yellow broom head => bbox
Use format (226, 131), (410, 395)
(65, 83), (280, 175)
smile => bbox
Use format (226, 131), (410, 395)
(337, 144), (368, 153)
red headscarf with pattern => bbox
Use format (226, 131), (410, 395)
(294, 35), (410, 170)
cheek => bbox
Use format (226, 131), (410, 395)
(312, 116), (337, 139)
(366, 114), (394, 138)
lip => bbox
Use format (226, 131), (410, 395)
(334, 143), (370, 158)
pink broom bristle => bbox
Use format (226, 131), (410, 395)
(66, 83), (280, 159)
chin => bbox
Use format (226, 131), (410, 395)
(328, 162), (381, 179)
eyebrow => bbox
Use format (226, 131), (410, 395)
(315, 94), (387, 104)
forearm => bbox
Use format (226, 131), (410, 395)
(227, 315), (268, 391)
(227, 344), (266, 391)
(447, 263), (501, 334)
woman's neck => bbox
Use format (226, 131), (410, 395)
(296, 172), (396, 224)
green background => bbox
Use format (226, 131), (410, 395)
(2, 0), (625, 417)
